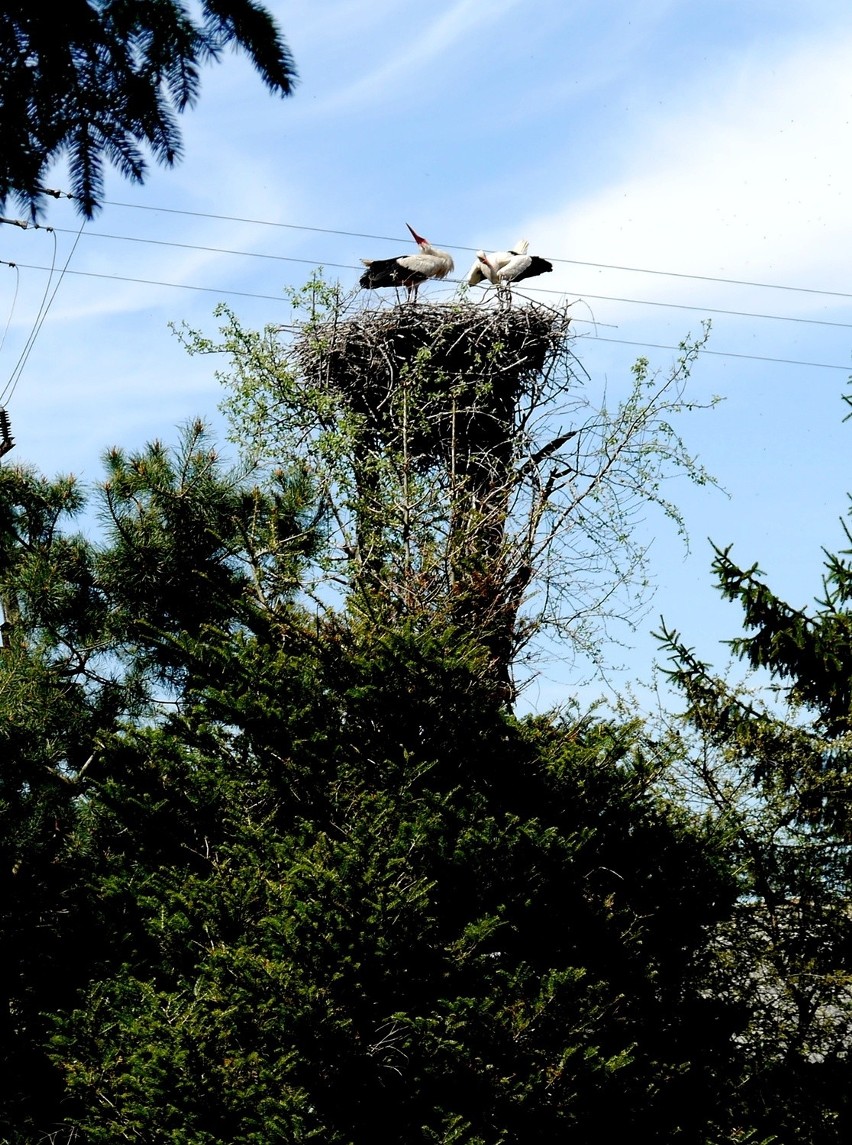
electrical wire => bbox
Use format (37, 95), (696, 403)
(2, 257), (848, 373)
(0, 221), (85, 405)
(86, 194), (852, 302)
(0, 261), (21, 358)
(590, 336), (851, 372)
(6, 190), (852, 376)
(42, 225), (852, 333)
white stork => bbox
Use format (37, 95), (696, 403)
(465, 240), (529, 286)
(360, 224), (454, 303)
(467, 240), (553, 303)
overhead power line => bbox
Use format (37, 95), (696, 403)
(591, 336), (851, 372)
(0, 222), (86, 406)
(89, 194), (852, 303)
(2, 259), (849, 373)
(38, 226), (852, 333)
(4, 190), (851, 375)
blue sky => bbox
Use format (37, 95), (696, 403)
(2, 0), (852, 711)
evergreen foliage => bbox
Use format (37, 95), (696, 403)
(0, 0), (297, 219)
(657, 426), (852, 1143)
(1, 420), (741, 1143)
(5, 290), (851, 1143)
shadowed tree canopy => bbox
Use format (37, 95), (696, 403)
(0, 0), (297, 219)
(0, 425), (743, 1142)
(651, 398), (852, 1144)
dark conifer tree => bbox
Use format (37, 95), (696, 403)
(657, 398), (852, 1145)
(0, 0), (297, 218)
(1, 421), (744, 1143)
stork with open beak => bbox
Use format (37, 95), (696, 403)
(467, 240), (553, 303)
(360, 224), (455, 303)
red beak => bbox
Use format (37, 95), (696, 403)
(406, 223), (426, 245)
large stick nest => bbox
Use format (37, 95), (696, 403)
(295, 300), (570, 463)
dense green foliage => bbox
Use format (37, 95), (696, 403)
(1, 421), (745, 1143)
(658, 498), (852, 1142)
(4, 316), (852, 1142)
(0, 0), (297, 219)
(3, 3), (848, 1138)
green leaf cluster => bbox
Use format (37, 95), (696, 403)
(1, 424), (739, 1143)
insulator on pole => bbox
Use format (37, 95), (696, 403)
(0, 407), (15, 457)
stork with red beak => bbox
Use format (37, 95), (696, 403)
(467, 240), (553, 302)
(360, 224), (455, 303)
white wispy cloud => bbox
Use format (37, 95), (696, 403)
(531, 31), (852, 314)
(294, 0), (525, 116)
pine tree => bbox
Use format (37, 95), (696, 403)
(1, 419), (743, 1143)
(50, 623), (740, 1144)
(0, 0), (297, 219)
(0, 422), (320, 1140)
(657, 409), (852, 1144)
(0, 461), (124, 1134)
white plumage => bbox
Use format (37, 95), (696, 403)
(360, 224), (455, 302)
(494, 251), (552, 286)
(466, 240), (529, 286)
(466, 239), (553, 301)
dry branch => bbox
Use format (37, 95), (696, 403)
(295, 301), (570, 465)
